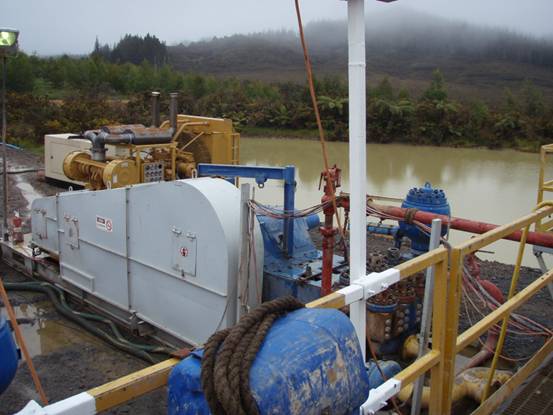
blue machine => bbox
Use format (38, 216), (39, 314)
(259, 214), (344, 303)
(168, 308), (400, 415)
(197, 163), (345, 304)
(0, 315), (19, 395)
(398, 182), (450, 253)
(197, 164), (296, 256)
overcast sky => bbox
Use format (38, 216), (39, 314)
(4, 0), (553, 55)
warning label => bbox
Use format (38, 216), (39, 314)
(96, 216), (113, 232)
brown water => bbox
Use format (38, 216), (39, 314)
(241, 137), (550, 266)
(14, 301), (103, 358)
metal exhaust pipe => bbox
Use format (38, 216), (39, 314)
(169, 92), (179, 131)
(151, 91), (160, 127)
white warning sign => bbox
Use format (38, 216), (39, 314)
(96, 215), (113, 232)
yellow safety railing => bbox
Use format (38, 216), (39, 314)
(29, 205), (553, 415)
(442, 202), (553, 415)
(309, 245), (450, 414)
(536, 144), (553, 232)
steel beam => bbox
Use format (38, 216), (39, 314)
(197, 163), (296, 256)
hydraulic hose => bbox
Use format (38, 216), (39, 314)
(4, 281), (174, 362)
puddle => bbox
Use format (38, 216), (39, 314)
(2, 300), (103, 359)
(13, 175), (42, 210)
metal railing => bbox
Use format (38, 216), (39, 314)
(338, 203), (553, 414)
(22, 205), (553, 415)
(309, 243), (450, 414)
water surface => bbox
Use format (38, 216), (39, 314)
(240, 137), (551, 266)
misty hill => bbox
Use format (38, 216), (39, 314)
(168, 10), (553, 103)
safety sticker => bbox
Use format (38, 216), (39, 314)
(96, 215), (113, 232)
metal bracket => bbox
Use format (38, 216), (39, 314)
(336, 284), (364, 305)
(63, 214), (80, 249)
(360, 378), (402, 415)
(354, 268), (401, 300)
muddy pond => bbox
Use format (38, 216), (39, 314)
(240, 137), (551, 266)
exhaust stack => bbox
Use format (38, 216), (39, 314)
(151, 91), (160, 127)
(169, 92), (179, 131)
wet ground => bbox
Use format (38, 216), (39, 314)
(0, 147), (58, 233)
(0, 261), (167, 414)
(0, 147), (551, 413)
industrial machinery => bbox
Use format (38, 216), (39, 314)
(47, 92), (240, 190)
(30, 178), (263, 346)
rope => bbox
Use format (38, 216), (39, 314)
(294, 0), (348, 255)
(404, 208), (419, 225)
(201, 296), (304, 415)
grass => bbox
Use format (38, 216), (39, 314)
(240, 126), (319, 139)
(9, 137), (44, 156)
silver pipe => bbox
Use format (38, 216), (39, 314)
(102, 128), (174, 145)
(151, 91), (160, 127)
(80, 125), (174, 163)
(82, 130), (108, 162)
(169, 92), (178, 131)
(411, 218), (442, 415)
(2, 56), (9, 240)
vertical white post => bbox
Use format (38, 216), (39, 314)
(347, 0), (367, 359)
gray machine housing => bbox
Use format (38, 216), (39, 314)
(31, 178), (263, 346)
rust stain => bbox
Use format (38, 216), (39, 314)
(327, 367), (337, 384)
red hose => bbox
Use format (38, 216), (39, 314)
(373, 203), (553, 248)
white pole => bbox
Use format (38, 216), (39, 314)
(347, 0), (368, 359)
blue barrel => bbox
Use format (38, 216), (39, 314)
(0, 316), (19, 395)
(399, 182), (450, 253)
(169, 308), (372, 414)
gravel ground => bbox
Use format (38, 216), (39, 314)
(310, 228), (552, 365)
(0, 261), (168, 414)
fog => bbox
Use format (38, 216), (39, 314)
(3, 0), (553, 55)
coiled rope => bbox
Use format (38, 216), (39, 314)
(201, 296), (304, 415)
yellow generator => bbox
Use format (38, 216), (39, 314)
(62, 92), (240, 190)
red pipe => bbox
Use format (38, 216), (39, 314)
(319, 166), (341, 296)
(464, 254), (503, 370)
(373, 203), (553, 248)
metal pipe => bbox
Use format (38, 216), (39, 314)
(371, 202), (553, 248)
(2, 57), (8, 240)
(398, 368), (512, 408)
(101, 128), (174, 145)
(411, 219), (442, 415)
(283, 166), (296, 257)
(79, 126), (174, 163)
(82, 130), (107, 162)
(237, 183), (251, 320)
(483, 224), (530, 400)
(151, 91), (160, 127)
(347, 0), (367, 359)
(169, 92), (179, 131)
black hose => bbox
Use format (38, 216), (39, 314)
(0, 168), (43, 175)
(4, 282), (158, 363)
(201, 296), (304, 415)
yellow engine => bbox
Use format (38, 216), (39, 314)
(62, 93), (240, 190)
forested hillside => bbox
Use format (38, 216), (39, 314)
(169, 11), (553, 103)
(4, 11), (553, 152)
